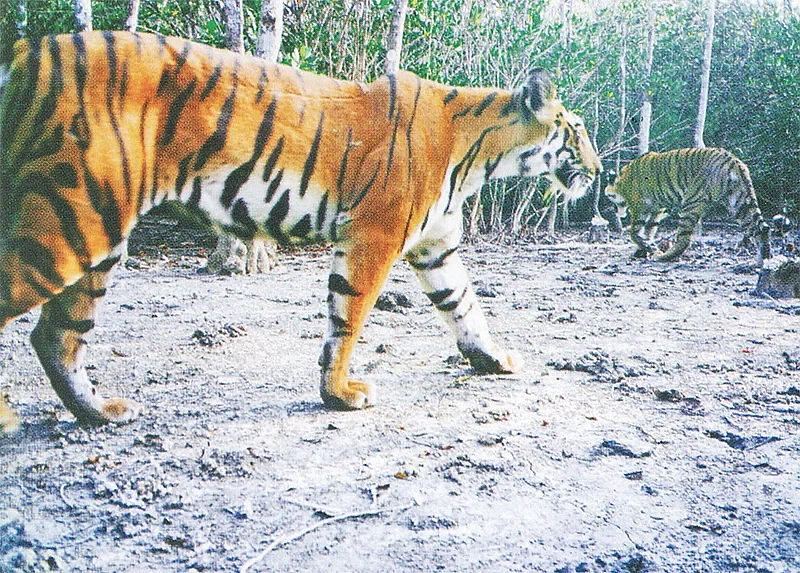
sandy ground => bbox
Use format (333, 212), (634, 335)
(1, 224), (799, 573)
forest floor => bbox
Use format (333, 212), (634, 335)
(1, 220), (799, 573)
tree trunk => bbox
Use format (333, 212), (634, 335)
(125, 0), (141, 32)
(256, 0), (283, 62)
(615, 21), (627, 174)
(694, 0), (716, 149)
(385, 0), (408, 74)
(221, 0), (244, 53)
(74, 0), (92, 32)
(638, 3), (657, 157)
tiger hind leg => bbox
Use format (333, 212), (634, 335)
(29, 254), (142, 425)
(653, 212), (700, 262)
(407, 234), (522, 375)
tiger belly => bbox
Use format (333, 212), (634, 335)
(177, 169), (337, 245)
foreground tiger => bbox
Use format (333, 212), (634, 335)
(605, 148), (771, 263)
(0, 31), (600, 432)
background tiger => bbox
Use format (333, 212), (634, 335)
(604, 148), (771, 263)
(0, 31), (600, 433)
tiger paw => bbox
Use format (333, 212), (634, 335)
(69, 397), (143, 426)
(460, 344), (524, 375)
(100, 397), (144, 424)
(0, 403), (21, 436)
(320, 380), (375, 410)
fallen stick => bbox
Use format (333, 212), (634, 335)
(240, 502), (416, 573)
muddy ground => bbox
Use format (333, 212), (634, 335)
(1, 221), (799, 573)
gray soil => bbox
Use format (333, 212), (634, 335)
(1, 224), (798, 573)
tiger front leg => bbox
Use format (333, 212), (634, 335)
(319, 243), (398, 410)
(30, 257), (143, 425)
(406, 236), (522, 375)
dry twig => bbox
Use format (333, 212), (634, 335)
(240, 502), (416, 572)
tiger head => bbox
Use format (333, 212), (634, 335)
(486, 69), (602, 199)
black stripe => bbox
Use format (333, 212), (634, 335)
(4, 38), (41, 145)
(175, 40), (191, 77)
(319, 341), (334, 369)
(161, 78), (197, 147)
(175, 154), (193, 193)
(28, 124), (64, 162)
(187, 177), (202, 209)
(10, 237), (63, 289)
(443, 89), (458, 105)
(255, 66), (268, 104)
(156, 69), (171, 95)
(473, 92), (498, 116)
(316, 192), (329, 231)
(19, 172), (91, 270)
(452, 106), (474, 120)
(262, 136), (285, 183)
(328, 273), (360, 296)
(264, 169), (284, 204)
(387, 73), (397, 119)
(51, 163), (78, 188)
(194, 77), (238, 172)
(103, 33), (133, 202)
(221, 96), (278, 209)
(426, 289), (454, 305)
(348, 166), (380, 212)
(31, 36), (63, 128)
(484, 154), (503, 180)
(265, 189), (290, 242)
(200, 61), (223, 99)
(231, 199), (258, 240)
(86, 287), (107, 299)
(336, 129), (354, 195)
(47, 299), (95, 334)
(330, 315), (351, 337)
(91, 255), (121, 273)
(289, 214), (312, 238)
(120, 60), (129, 100)
(82, 163), (122, 246)
(437, 288), (467, 312)
(383, 110), (402, 191)
(69, 112), (90, 151)
(299, 112), (324, 197)
(408, 247), (457, 271)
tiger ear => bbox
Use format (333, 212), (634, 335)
(519, 69), (557, 123)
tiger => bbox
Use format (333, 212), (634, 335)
(604, 148), (771, 263)
(0, 31), (600, 433)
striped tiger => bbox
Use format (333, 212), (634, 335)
(0, 31), (600, 432)
(605, 148), (771, 263)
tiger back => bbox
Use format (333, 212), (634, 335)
(604, 148), (771, 263)
(0, 31), (600, 432)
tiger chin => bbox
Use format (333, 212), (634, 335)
(0, 31), (600, 432)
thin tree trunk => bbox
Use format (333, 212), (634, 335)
(125, 0), (141, 32)
(221, 0), (244, 53)
(615, 21), (627, 174)
(74, 0), (92, 32)
(256, 0), (283, 62)
(385, 0), (408, 75)
(694, 0), (716, 149)
(638, 3), (657, 156)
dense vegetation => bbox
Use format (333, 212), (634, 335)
(5, 0), (800, 232)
